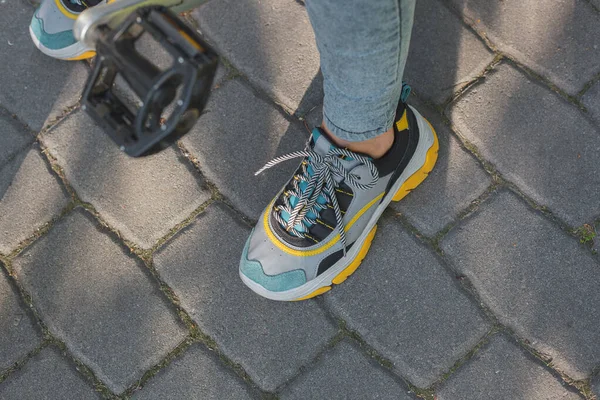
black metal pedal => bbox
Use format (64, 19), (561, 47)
(81, 6), (218, 157)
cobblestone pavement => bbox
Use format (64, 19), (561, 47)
(1, 0), (600, 399)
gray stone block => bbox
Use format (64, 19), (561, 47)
(582, 81), (600, 124)
(154, 203), (337, 391)
(440, 190), (600, 380)
(0, 108), (32, 169)
(133, 344), (252, 400)
(0, 346), (100, 400)
(437, 334), (583, 400)
(448, 62), (600, 227)
(0, 148), (70, 255)
(281, 339), (415, 400)
(390, 99), (491, 236)
(192, 0), (322, 115)
(0, 269), (41, 371)
(12, 209), (188, 393)
(41, 110), (210, 248)
(181, 79), (309, 220)
(404, 0), (495, 104)
(325, 216), (491, 388)
(447, 0), (600, 95)
(0, 0), (89, 131)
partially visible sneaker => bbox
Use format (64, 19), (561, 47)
(30, 0), (104, 60)
(239, 100), (439, 301)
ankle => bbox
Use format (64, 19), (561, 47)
(321, 122), (394, 159)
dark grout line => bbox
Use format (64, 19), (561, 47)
(0, 259), (118, 398)
(508, 330), (594, 399)
(387, 202), (504, 327)
(119, 335), (195, 398)
(427, 326), (501, 391)
(387, 204), (594, 399)
(176, 141), (259, 228)
(0, 104), (38, 140)
(582, 0), (600, 14)
(440, 0), (587, 110)
(270, 329), (346, 395)
(0, 340), (47, 386)
(440, 55), (504, 109)
(577, 70), (600, 99)
(332, 318), (436, 400)
(182, 12), (313, 121)
(47, 338), (119, 399)
(434, 75), (600, 261)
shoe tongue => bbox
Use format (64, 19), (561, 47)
(310, 128), (363, 174)
(310, 128), (337, 156)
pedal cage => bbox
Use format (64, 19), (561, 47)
(82, 6), (218, 157)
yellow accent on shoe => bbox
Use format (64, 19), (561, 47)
(294, 224), (378, 301)
(55, 0), (78, 19)
(392, 120), (439, 202)
(65, 50), (96, 60)
(263, 192), (384, 258)
(395, 109), (409, 131)
(332, 224), (377, 284)
(294, 286), (331, 301)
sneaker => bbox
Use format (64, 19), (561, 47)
(29, 0), (104, 60)
(239, 100), (439, 301)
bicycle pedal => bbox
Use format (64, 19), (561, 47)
(81, 6), (218, 157)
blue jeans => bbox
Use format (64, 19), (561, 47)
(306, 0), (416, 141)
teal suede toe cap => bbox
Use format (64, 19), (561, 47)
(239, 237), (306, 292)
(30, 13), (77, 50)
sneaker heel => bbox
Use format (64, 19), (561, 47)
(392, 120), (439, 202)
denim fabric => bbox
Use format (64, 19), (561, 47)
(306, 0), (416, 141)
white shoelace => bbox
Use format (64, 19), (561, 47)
(255, 148), (378, 254)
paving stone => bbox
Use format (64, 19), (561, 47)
(0, 269), (41, 371)
(181, 79), (309, 220)
(193, 0), (322, 115)
(325, 216), (491, 388)
(390, 99), (491, 236)
(42, 110), (210, 248)
(437, 334), (583, 400)
(0, 0), (89, 132)
(133, 344), (252, 400)
(154, 203), (337, 391)
(582, 81), (600, 124)
(404, 0), (495, 104)
(12, 209), (188, 393)
(0, 346), (100, 400)
(0, 108), (32, 169)
(447, 0), (600, 95)
(0, 148), (70, 255)
(448, 62), (600, 227)
(281, 339), (414, 400)
(440, 190), (600, 380)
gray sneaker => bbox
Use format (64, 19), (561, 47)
(239, 102), (439, 301)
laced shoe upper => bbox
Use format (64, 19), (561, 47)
(255, 129), (379, 255)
